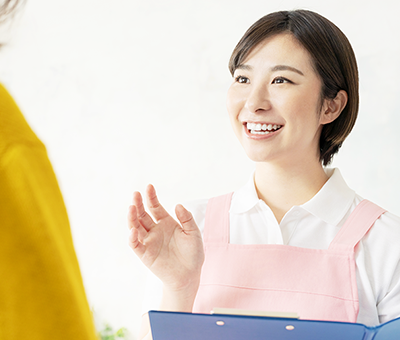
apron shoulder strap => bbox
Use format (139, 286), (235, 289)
(329, 200), (386, 251)
(203, 192), (233, 245)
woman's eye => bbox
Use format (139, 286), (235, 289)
(235, 75), (250, 84)
(272, 77), (291, 84)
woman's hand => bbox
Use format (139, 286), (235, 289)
(128, 184), (204, 293)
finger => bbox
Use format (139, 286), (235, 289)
(146, 184), (169, 221)
(128, 227), (146, 258)
(128, 205), (148, 239)
(127, 205), (140, 230)
(175, 204), (198, 233)
(133, 191), (156, 231)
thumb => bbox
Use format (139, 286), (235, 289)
(175, 204), (198, 232)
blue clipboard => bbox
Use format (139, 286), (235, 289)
(148, 311), (400, 340)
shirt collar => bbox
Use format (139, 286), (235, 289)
(301, 168), (355, 225)
(230, 172), (260, 214)
(229, 168), (356, 225)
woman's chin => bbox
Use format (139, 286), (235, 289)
(244, 151), (278, 164)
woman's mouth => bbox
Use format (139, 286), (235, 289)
(245, 122), (282, 135)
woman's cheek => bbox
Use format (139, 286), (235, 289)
(226, 86), (244, 118)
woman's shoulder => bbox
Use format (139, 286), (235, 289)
(355, 193), (400, 253)
(353, 193), (400, 233)
(352, 193), (400, 231)
(371, 209), (400, 240)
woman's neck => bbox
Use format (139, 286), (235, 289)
(254, 160), (329, 224)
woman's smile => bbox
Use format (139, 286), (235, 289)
(244, 122), (283, 139)
(226, 33), (329, 165)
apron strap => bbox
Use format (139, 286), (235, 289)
(203, 192), (233, 245)
(329, 200), (386, 251)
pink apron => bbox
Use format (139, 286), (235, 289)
(192, 193), (386, 322)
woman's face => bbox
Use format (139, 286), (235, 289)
(226, 33), (329, 167)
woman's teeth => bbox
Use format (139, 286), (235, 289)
(246, 122), (281, 135)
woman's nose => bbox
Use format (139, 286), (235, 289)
(244, 85), (271, 113)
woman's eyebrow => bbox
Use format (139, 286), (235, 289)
(236, 64), (253, 71)
(271, 65), (304, 76)
(236, 64), (304, 76)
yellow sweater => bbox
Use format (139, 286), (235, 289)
(0, 84), (98, 339)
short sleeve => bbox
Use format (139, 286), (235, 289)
(377, 258), (400, 323)
(373, 212), (400, 323)
(361, 211), (400, 324)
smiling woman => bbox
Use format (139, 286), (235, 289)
(228, 10), (358, 166)
(127, 9), (400, 340)
(227, 33), (348, 171)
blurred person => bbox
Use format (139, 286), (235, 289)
(0, 1), (98, 338)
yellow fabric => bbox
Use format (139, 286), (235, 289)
(0, 84), (98, 339)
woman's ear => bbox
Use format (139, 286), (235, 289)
(320, 90), (348, 125)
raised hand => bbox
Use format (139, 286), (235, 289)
(128, 184), (204, 292)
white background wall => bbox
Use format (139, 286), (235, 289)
(1, 0), (399, 338)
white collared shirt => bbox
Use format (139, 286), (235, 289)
(142, 168), (400, 326)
